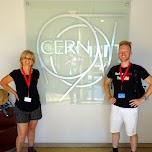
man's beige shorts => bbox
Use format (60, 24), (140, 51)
(110, 104), (138, 136)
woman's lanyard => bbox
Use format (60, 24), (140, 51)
(22, 68), (32, 97)
(119, 63), (131, 91)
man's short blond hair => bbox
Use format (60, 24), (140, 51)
(119, 40), (132, 50)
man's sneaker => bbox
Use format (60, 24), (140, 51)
(28, 147), (37, 152)
(110, 149), (118, 152)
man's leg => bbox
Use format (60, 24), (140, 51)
(123, 107), (138, 152)
(111, 132), (120, 152)
(130, 134), (138, 152)
(110, 105), (123, 152)
(112, 132), (120, 148)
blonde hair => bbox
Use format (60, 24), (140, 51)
(20, 50), (35, 67)
(119, 40), (132, 50)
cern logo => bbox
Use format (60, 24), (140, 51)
(37, 14), (119, 102)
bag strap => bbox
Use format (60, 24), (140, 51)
(132, 65), (140, 97)
(0, 105), (13, 117)
(110, 66), (117, 89)
(132, 64), (146, 97)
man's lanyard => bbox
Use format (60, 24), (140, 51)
(22, 68), (32, 97)
(119, 63), (131, 91)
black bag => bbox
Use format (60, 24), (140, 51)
(132, 67), (145, 98)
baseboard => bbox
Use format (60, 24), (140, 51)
(24, 143), (152, 147)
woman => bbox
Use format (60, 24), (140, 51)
(1, 50), (42, 152)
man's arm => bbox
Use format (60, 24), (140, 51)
(142, 75), (152, 98)
(129, 75), (152, 107)
(104, 76), (116, 104)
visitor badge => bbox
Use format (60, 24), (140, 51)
(118, 93), (125, 98)
(24, 97), (31, 102)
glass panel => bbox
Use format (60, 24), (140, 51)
(24, 0), (131, 104)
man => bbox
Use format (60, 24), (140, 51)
(104, 40), (152, 152)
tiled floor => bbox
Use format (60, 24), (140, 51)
(22, 147), (152, 152)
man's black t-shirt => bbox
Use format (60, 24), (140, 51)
(107, 64), (149, 108)
(9, 69), (41, 112)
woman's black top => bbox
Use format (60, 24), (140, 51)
(9, 69), (41, 112)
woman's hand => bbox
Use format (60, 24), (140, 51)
(14, 92), (19, 101)
(109, 97), (116, 104)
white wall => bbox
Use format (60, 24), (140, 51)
(129, 0), (152, 143)
(0, 0), (152, 144)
